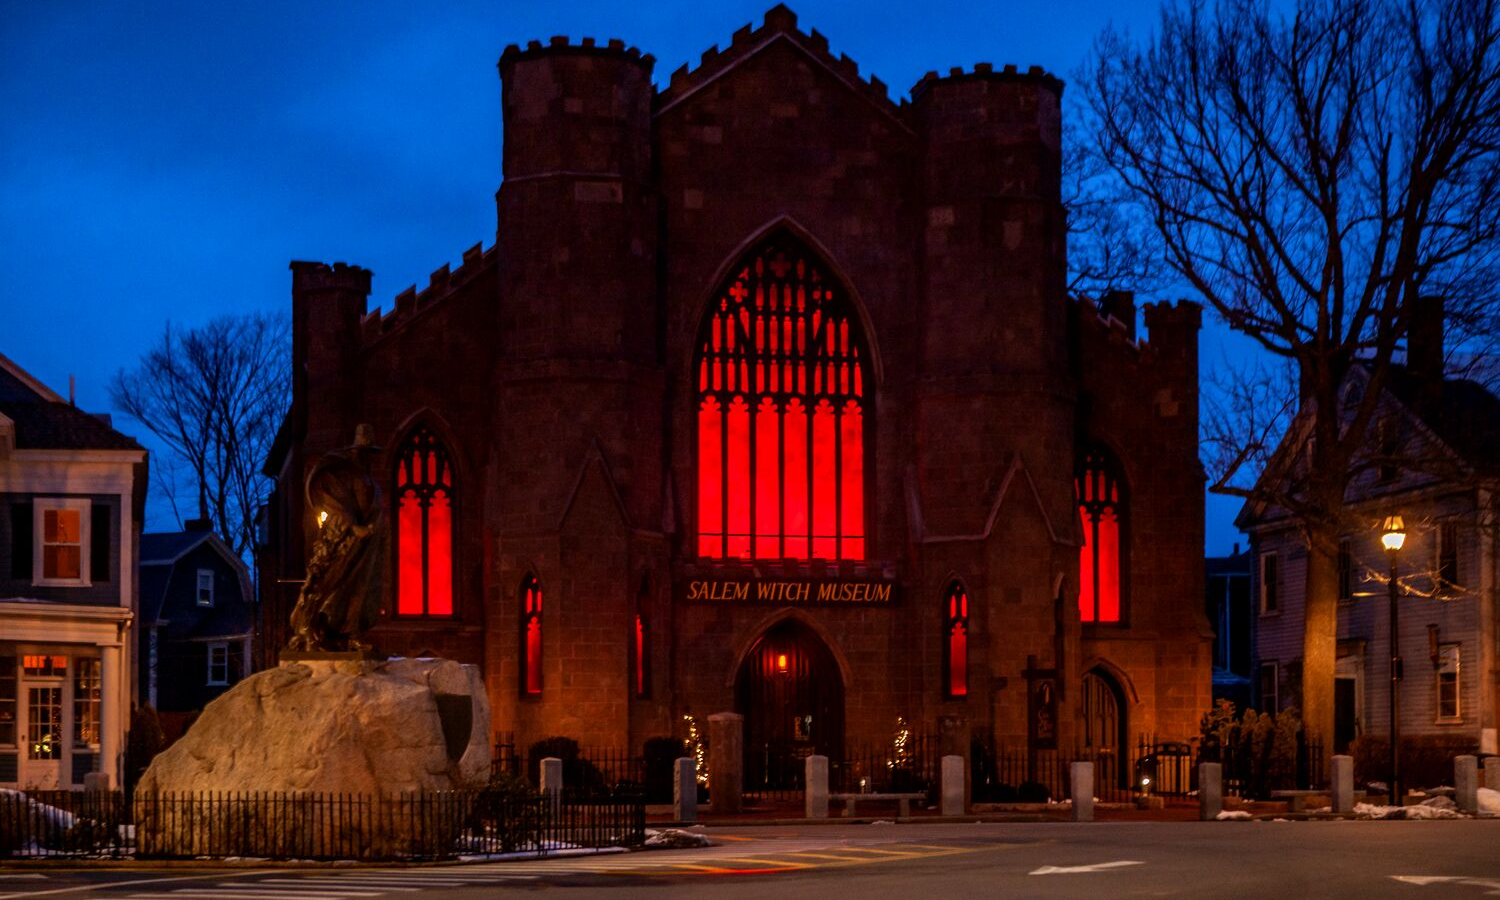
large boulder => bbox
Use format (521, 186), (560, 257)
(136, 657), (490, 858)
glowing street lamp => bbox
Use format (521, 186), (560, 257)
(1382, 515), (1405, 805)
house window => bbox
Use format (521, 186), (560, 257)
(521, 575), (542, 696)
(1436, 644), (1460, 721)
(0, 657), (15, 746)
(1258, 661), (1279, 713)
(1436, 522), (1460, 594)
(695, 234), (870, 561)
(1337, 540), (1352, 602)
(27, 687), (61, 759)
(1077, 447), (1126, 623)
(1377, 417), (1399, 482)
(196, 569), (215, 606)
(207, 643), (229, 686)
(943, 582), (969, 698)
(1260, 553), (1280, 614)
(34, 499), (90, 586)
(395, 428), (455, 617)
(22, 655), (67, 677)
(73, 658), (100, 746)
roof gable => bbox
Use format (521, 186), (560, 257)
(655, 5), (911, 133)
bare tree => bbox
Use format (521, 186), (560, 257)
(111, 313), (290, 561)
(1081, 0), (1500, 753)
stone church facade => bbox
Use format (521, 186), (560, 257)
(260, 6), (1211, 775)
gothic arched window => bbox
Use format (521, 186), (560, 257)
(394, 428), (454, 617)
(696, 235), (870, 560)
(521, 575), (542, 695)
(1076, 447), (1126, 623)
(944, 582), (969, 698)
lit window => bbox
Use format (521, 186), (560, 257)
(196, 569), (215, 607)
(22, 655), (67, 677)
(73, 658), (100, 746)
(1260, 553), (1280, 614)
(27, 687), (61, 760)
(943, 582), (968, 698)
(35, 499), (90, 586)
(395, 428), (455, 617)
(1436, 644), (1460, 720)
(207, 642), (229, 686)
(1076, 448), (1126, 623)
(696, 235), (869, 560)
(521, 575), (542, 696)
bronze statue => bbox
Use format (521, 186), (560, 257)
(286, 424), (386, 653)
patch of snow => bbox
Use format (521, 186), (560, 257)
(644, 828), (715, 849)
(1478, 788), (1500, 815)
(870, 819), (895, 825)
(1419, 795), (1456, 810)
(1352, 802), (1464, 820)
(1215, 810), (1252, 821)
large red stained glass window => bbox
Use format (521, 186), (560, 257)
(944, 582), (968, 698)
(696, 236), (869, 560)
(1076, 448), (1126, 623)
(395, 428), (454, 617)
(521, 575), (542, 695)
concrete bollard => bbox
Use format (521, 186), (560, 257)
(1483, 757), (1500, 792)
(941, 755), (964, 816)
(674, 757), (697, 823)
(1070, 761), (1094, 822)
(1455, 755), (1479, 814)
(1331, 755), (1355, 814)
(1198, 762), (1223, 821)
(805, 755), (830, 819)
(541, 756), (563, 815)
(708, 712), (744, 814)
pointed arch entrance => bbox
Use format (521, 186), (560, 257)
(1081, 667), (1128, 790)
(734, 618), (845, 791)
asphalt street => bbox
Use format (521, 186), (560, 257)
(4, 820), (1499, 900)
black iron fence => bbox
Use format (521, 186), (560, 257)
(0, 788), (644, 861)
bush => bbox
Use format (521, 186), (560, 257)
(642, 737), (687, 803)
(527, 736), (609, 795)
(1017, 781), (1051, 803)
(1350, 734), (1480, 791)
(1197, 700), (1304, 798)
(125, 705), (167, 795)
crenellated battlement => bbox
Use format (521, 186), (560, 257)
(655, 3), (907, 119)
(910, 62), (1064, 101)
(498, 36), (655, 74)
(360, 241), (495, 344)
(289, 260), (371, 295)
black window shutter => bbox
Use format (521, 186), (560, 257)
(10, 503), (31, 580)
(90, 503), (111, 583)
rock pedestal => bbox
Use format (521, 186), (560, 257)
(136, 657), (491, 857)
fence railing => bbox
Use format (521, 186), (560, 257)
(0, 788), (645, 861)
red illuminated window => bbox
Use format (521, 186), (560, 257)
(1076, 447), (1126, 624)
(394, 428), (454, 617)
(944, 582), (968, 698)
(633, 613), (649, 699)
(696, 236), (869, 560)
(521, 575), (542, 695)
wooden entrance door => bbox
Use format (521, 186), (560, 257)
(735, 620), (844, 791)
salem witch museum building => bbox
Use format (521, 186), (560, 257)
(261, 6), (1211, 775)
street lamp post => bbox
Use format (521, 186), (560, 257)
(1381, 515), (1406, 805)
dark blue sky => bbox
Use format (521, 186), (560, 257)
(1, 0), (1250, 551)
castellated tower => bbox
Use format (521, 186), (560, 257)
(491, 39), (669, 746)
(910, 67), (1077, 745)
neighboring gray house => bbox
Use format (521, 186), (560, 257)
(1239, 334), (1499, 757)
(139, 524), (252, 727)
(0, 352), (147, 789)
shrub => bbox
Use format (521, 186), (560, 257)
(527, 736), (609, 795)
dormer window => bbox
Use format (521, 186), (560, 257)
(196, 569), (215, 607)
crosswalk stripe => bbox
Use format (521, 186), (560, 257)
(181, 892), (383, 899)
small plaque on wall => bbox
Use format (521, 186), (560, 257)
(1028, 674), (1059, 751)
